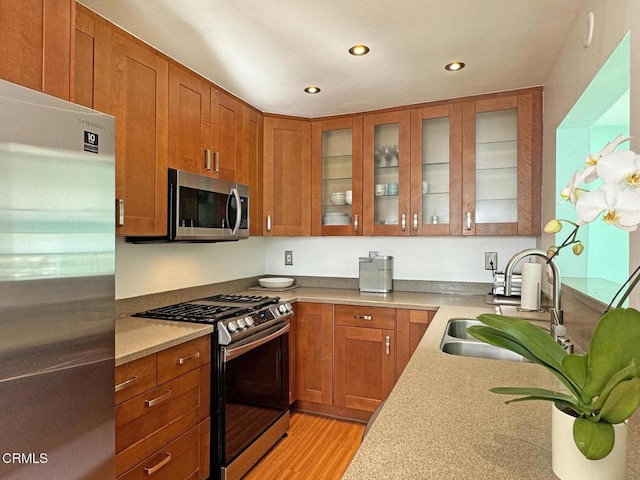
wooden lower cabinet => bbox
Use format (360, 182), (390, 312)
(294, 303), (333, 405)
(334, 324), (395, 413)
(396, 309), (433, 377)
(115, 336), (211, 480)
(293, 303), (434, 421)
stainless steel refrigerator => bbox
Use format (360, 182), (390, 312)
(0, 79), (115, 479)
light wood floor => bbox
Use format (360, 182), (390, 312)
(243, 412), (366, 480)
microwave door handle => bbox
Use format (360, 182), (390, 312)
(230, 188), (241, 235)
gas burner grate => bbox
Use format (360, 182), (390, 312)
(200, 294), (278, 305)
(134, 303), (237, 322)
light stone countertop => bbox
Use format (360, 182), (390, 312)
(115, 316), (213, 366)
(340, 304), (640, 480)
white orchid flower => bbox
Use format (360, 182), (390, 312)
(560, 170), (589, 204)
(596, 150), (640, 188)
(582, 134), (631, 183)
(575, 182), (640, 231)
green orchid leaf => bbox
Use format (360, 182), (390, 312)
(573, 417), (615, 460)
(584, 308), (640, 400)
(562, 353), (588, 390)
(490, 387), (582, 411)
(467, 326), (541, 363)
(589, 362), (640, 412)
(599, 377), (640, 424)
(476, 314), (567, 370)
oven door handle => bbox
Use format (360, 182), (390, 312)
(223, 323), (290, 363)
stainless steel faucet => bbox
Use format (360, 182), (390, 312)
(504, 248), (571, 351)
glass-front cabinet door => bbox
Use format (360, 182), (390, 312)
(363, 111), (411, 235)
(311, 116), (363, 235)
(461, 92), (541, 236)
(410, 104), (462, 235)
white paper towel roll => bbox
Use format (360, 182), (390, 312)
(521, 262), (542, 311)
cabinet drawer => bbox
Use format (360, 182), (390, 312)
(157, 336), (211, 384)
(115, 368), (203, 476)
(115, 354), (157, 405)
(334, 305), (395, 330)
(118, 424), (200, 480)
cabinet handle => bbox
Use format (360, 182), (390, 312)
(465, 211), (472, 230)
(177, 351), (200, 365)
(385, 335), (390, 355)
(401, 213), (406, 231)
(144, 453), (172, 475)
(354, 214), (359, 232)
(266, 214), (272, 232)
(354, 314), (372, 321)
(214, 151), (220, 172)
(413, 213), (418, 231)
(145, 389), (172, 408)
(205, 149), (212, 170)
(115, 376), (138, 392)
(116, 199), (125, 227)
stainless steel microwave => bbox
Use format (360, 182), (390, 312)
(125, 169), (249, 243)
(169, 168), (249, 241)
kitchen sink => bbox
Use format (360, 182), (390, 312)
(440, 318), (531, 363)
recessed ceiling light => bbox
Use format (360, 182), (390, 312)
(349, 45), (370, 56)
(445, 61), (465, 71)
(304, 86), (321, 94)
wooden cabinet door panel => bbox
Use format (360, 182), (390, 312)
(263, 116), (311, 236)
(212, 90), (239, 181)
(396, 309), (433, 378)
(239, 107), (263, 236)
(334, 326), (395, 412)
(157, 335), (211, 385)
(115, 368), (202, 476)
(115, 354), (157, 405)
(0, 0), (73, 100)
(118, 425), (200, 480)
(295, 303), (333, 405)
(114, 38), (168, 236)
(168, 65), (210, 175)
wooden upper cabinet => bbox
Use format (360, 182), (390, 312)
(460, 89), (542, 236)
(311, 116), (363, 236)
(113, 37), (169, 236)
(409, 103), (463, 236)
(238, 106), (263, 236)
(363, 110), (411, 236)
(211, 89), (240, 181)
(0, 0), (74, 100)
(168, 64), (211, 175)
(74, 5), (113, 113)
(263, 116), (311, 236)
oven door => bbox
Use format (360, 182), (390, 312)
(219, 322), (289, 467)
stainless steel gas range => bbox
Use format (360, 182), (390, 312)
(135, 294), (293, 480)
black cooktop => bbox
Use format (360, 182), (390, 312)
(133, 294), (280, 324)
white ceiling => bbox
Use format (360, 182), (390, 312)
(78, 0), (583, 118)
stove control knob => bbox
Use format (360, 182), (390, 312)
(227, 321), (238, 332)
(278, 304), (287, 314)
(285, 303), (293, 312)
(244, 316), (254, 327)
(237, 318), (246, 329)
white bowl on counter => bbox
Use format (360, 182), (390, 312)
(258, 277), (295, 288)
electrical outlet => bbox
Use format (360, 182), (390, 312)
(485, 252), (498, 270)
(284, 250), (293, 266)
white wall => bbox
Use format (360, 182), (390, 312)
(115, 234), (535, 299)
(264, 236), (535, 282)
(115, 236), (266, 299)
(541, 0), (640, 307)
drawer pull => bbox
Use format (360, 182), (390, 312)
(145, 390), (172, 408)
(177, 351), (200, 365)
(115, 376), (138, 393)
(353, 314), (372, 321)
(144, 453), (172, 475)
(385, 335), (391, 356)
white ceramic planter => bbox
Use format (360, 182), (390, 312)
(552, 404), (627, 480)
